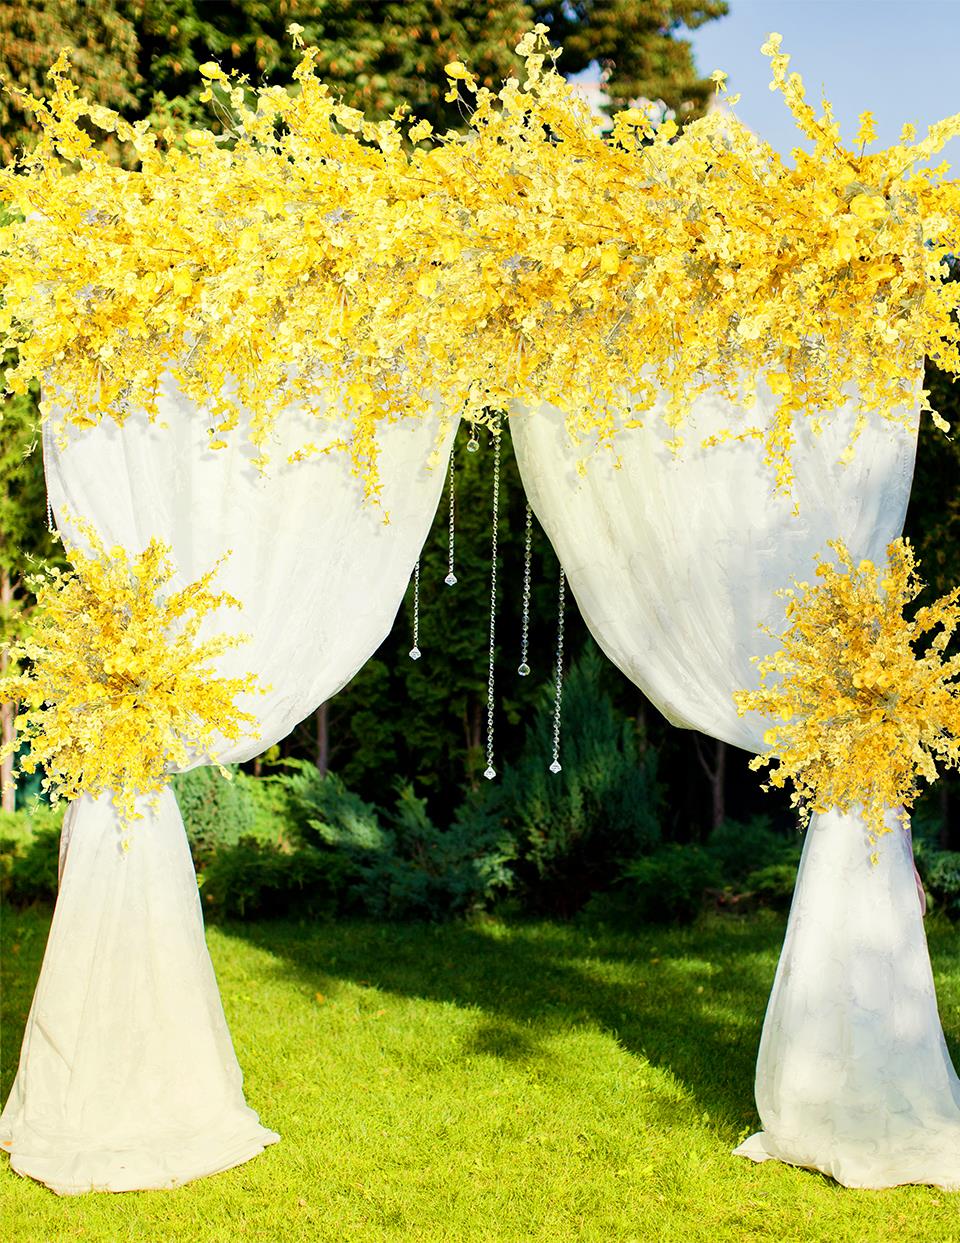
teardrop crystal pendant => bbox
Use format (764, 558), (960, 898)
(484, 765), (496, 780)
(518, 662), (531, 677)
(466, 431), (480, 454)
(444, 572), (458, 586)
(409, 646), (422, 661)
(549, 760), (562, 774)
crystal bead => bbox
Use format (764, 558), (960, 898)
(549, 760), (562, 774)
(408, 646), (421, 661)
(444, 572), (457, 586)
(466, 437), (480, 454)
(483, 765), (496, 780)
(518, 662), (531, 677)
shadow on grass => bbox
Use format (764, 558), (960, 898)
(221, 912), (789, 1138)
(4, 905), (958, 1150)
(216, 910), (960, 1140)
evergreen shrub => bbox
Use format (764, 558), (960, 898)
(281, 762), (514, 919)
(171, 765), (257, 865)
(917, 848), (960, 919)
(617, 843), (721, 924)
(495, 643), (661, 915)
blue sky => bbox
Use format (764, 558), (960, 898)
(687, 0), (959, 164)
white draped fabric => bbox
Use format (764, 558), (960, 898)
(0, 375), (455, 1194)
(737, 807), (960, 1189)
(511, 385), (960, 1189)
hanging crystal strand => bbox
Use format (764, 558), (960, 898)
(444, 448), (457, 586)
(41, 418), (55, 533)
(483, 424), (501, 780)
(518, 503), (532, 676)
(549, 569), (566, 774)
(408, 560), (422, 660)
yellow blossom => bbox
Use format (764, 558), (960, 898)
(0, 30), (957, 499)
(0, 523), (263, 827)
(735, 539), (960, 842)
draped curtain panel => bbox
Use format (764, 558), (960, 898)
(511, 385), (960, 1190)
(0, 375), (456, 1194)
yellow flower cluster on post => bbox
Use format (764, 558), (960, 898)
(1, 27), (958, 496)
(0, 528), (262, 827)
(734, 539), (960, 840)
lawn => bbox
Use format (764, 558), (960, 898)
(1, 907), (958, 1242)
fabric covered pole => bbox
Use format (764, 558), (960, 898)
(0, 374), (457, 1193)
(510, 383), (960, 1189)
(736, 807), (960, 1189)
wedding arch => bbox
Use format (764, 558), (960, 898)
(1, 27), (959, 1194)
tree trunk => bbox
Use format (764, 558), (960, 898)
(1, 567), (15, 812)
(315, 702), (329, 776)
(695, 734), (726, 833)
(712, 739), (726, 831)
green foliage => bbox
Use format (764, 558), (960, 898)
(285, 762), (515, 920)
(124, 0), (728, 140)
(616, 842), (721, 923)
(0, 803), (62, 903)
(199, 836), (337, 920)
(916, 847), (960, 919)
(171, 764), (257, 865)
(495, 642), (661, 915)
(705, 814), (802, 884)
(0, 0), (140, 161)
(272, 0), (536, 136)
(741, 863), (797, 912)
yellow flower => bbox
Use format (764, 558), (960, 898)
(0, 33), (957, 499)
(0, 522), (263, 827)
(849, 192), (886, 222)
(735, 539), (960, 842)
(855, 110), (878, 148)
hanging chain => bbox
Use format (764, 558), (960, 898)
(408, 559), (422, 660)
(550, 569), (566, 774)
(41, 418), (55, 533)
(484, 423), (501, 779)
(518, 503), (532, 676)
(444, 447), (457, 586)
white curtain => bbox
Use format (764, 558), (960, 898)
(0, 374), (455, 1194)
(511, 385), (960, 1190)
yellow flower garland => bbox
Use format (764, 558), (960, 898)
(0, 527), (262, 828)
(735, 539), (960, 842)
(0, 27), (957, 496)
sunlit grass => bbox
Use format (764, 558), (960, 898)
(2, 908), (958, 1241)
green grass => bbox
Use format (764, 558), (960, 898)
(1, 908), (958, 1242)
